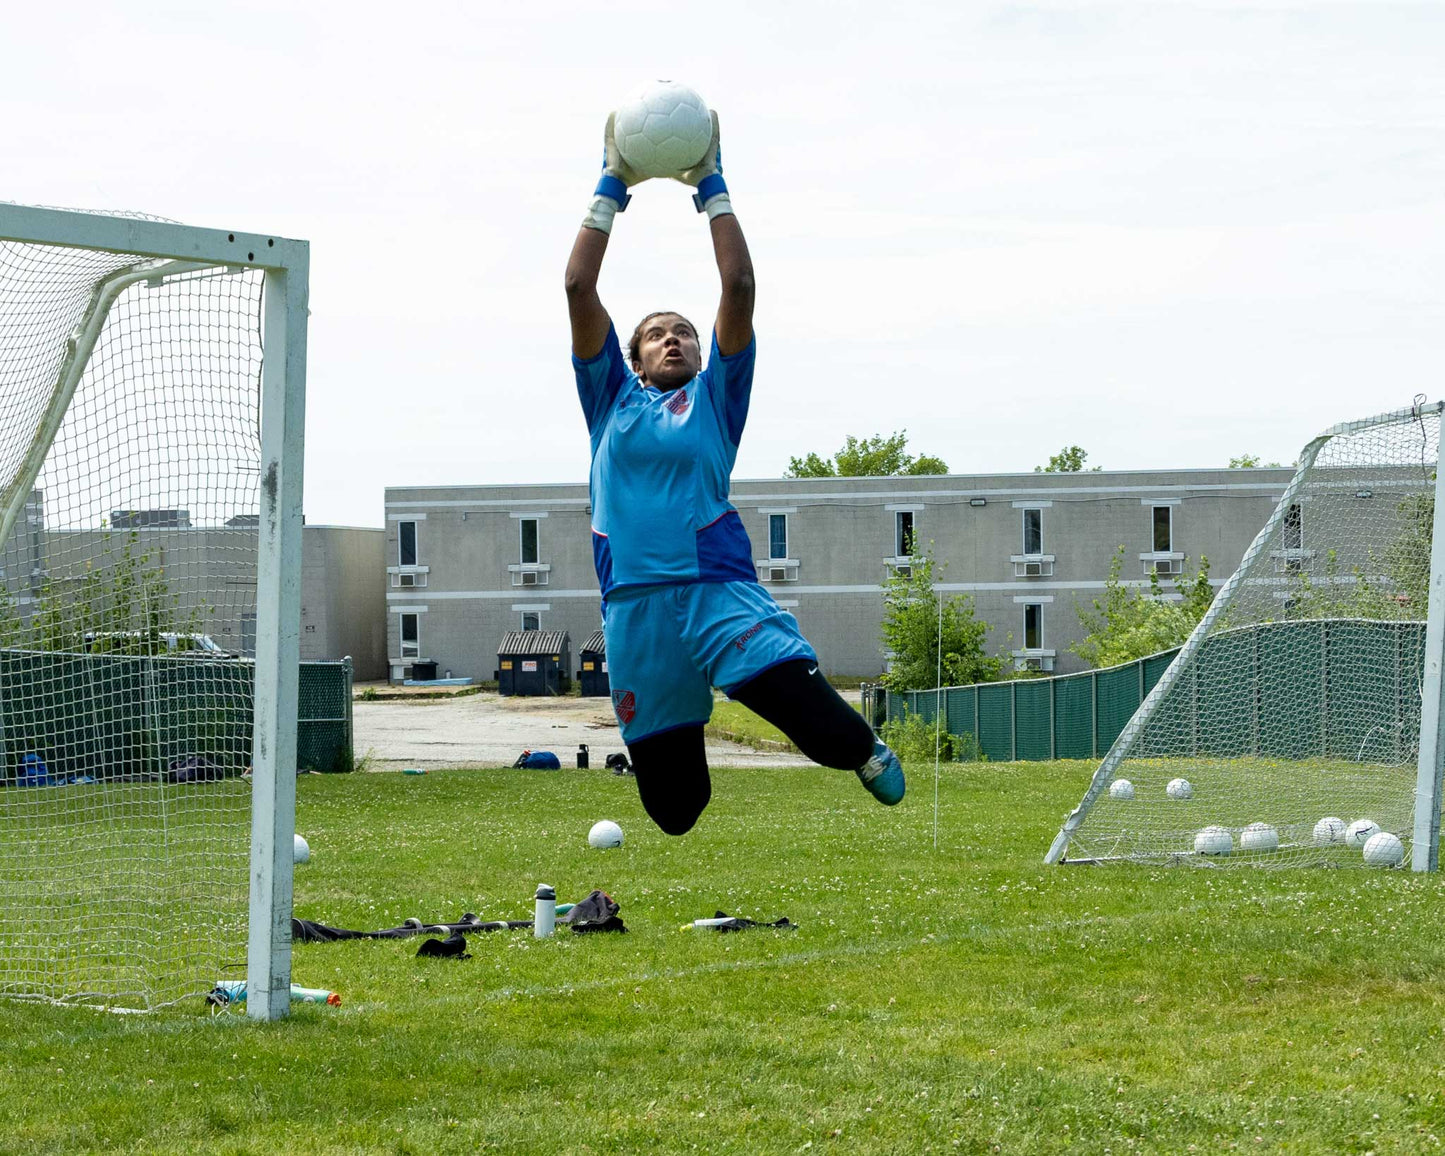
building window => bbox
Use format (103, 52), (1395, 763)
(399, 521), (417, 567)
(895, 510), (915, 557)
(769, 513), (788, 560)
(520, 518), (539, 564)
(521, 612), (540, 631)
(400, 612), (419, 659)
(1281, 504), (1302, 551)
(1152, 505), (1172, 553)
(1024, 603), (1043, 650)
(1022, 508), (1043, 555)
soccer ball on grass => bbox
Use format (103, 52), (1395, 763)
(1345, 819), (1380, 849)
(1194, 826), (1232, 856)
(588, 820), (624, 849)
(613, 81), (713, 179)
(1166, 778), (1193, 800)
(1362, 830), (1404, 867)
(1240, 822), (1279, 853)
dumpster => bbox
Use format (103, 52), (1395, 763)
(577, 630), (609, 697)
(496, 630), (571, 696)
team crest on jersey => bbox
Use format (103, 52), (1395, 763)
(664, 387), (689, 415)
(612, 689), (636, 725)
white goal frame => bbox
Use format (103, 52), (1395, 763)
(1045, 402), (1445, 871)
(0, 203), (308, 1019)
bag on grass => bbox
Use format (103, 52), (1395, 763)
(512, 750), (561, 770)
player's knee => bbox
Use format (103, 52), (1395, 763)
(647, 799), (705, 836)
(630, 726), (711, 836)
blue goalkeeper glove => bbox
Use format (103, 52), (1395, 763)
(583, 112), (646, 235)
(674, 110), (732, 220)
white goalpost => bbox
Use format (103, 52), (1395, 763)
(0, 203), (307, 1017)
(1047, 402), (1445, 870)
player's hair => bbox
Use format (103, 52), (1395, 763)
(628, 311), (699, 369)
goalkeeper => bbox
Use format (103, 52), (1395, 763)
(564, 107), (905, 836)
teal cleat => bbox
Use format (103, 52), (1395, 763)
(856, 739), (905, 806)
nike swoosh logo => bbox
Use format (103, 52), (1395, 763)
(808, 666), (818, 676)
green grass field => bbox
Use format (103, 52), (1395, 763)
(2, 758), (1444, 1153)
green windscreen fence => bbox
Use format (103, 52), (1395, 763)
(0, 652), (353, 779)
(882, 619), (1424, 764)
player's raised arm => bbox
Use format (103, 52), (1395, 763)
(566, 112), (644, 360)
(677, 112), (754, 357)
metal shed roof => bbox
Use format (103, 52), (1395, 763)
(497, 630), (570, 656)
(580, 630), (605, 654)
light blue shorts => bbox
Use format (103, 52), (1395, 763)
(603, 581), (816, 744)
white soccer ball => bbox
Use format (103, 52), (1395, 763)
(1109, 779), (1135, 800)
(1363, 830), (1405, 867)
(613, 81), (713, 178)
(1346, 819), (1381, 849)
(1166, 778), (1193, 800)
(293, 833), (310, 864)
(587, 820), (624, 849)
(1240, 822), (1279, 853)
(1194, 826), (1232, 856)
(1313, 816), (1347, 846)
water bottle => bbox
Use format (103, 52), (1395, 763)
(534, 883), (556, 938)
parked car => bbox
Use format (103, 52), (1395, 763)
(82, 631), (238, 658)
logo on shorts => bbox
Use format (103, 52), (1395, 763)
(733, 621), (764, 652)
(664, 387), (689, 415)
(612, 689), (636, 725)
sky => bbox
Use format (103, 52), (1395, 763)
(4, 1), (1442, 527)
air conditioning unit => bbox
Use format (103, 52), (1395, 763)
(1024, 657), (1044, 671)
(1024, 561), (1042, 577)
(399, 572), (416, 587)
(895, 565), (912, 579)
(1152, 559), (1182, 576)
(769, 567), (787, 582)
(521, 570), (538, 586)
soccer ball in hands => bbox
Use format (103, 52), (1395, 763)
(1166, 778), (1193, 800)
(588, 820), (624, 849)
(613, 81), (713, 179)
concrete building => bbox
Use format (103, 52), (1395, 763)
(383, 469), (1293, 682)
(0, 495), (387, 679)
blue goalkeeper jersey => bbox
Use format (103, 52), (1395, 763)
(573, 324), (758, 598)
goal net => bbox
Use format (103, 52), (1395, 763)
(0, 205), (304, 1011)
(1047, 403), (1442, 868)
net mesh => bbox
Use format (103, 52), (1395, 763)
(1054, 405), (1439, 867)
(0, 221), (262, 1008)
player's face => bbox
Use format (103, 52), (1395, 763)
(635, 314), (700, 388)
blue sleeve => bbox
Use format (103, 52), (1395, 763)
(573, 325), (628, 436)
(702, 329), (756, 447)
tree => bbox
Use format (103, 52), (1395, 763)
(786, 431), (947, 478)
(1070, 547), (1213, 668)
(879, 549), (1000, 691)
(1229, 454), (1284, 468)
(1035, 445), (1100, 473)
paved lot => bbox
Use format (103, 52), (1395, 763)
(352, 690), (810, 770)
